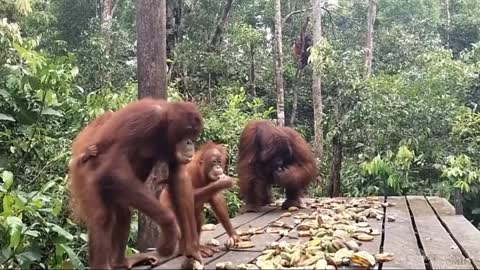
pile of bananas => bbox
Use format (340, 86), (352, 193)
(215, 197), (395, 269)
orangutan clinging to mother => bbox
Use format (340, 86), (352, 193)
(237, 120), (317, 212)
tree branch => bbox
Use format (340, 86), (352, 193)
(210, 0), (235, 48)
(282, 8), (312, 24)
(111, 0), (119, 17)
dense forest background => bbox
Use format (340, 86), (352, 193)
(1, 0), (479, 268)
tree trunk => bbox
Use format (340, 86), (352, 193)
(210, 0), (235, 48)
(135, 0), (168, 251)
(328, 103), (342, 197)
(288, 69), (301, 127)
(136, 162), (169, 251)
(328, 133), (342, 197)
(249, 43), (256, 99)
(100, 0), (114, 86)
(444, 0), (451, 47)
(166, 0), (176, 73)
(453, 187), (463, 215)
(364, 0), (377, 78)
(136, 0), (168, 99)
(311, 0), (323, 160)
(100, 0), (114, 35)
(274, 0), (286, 127)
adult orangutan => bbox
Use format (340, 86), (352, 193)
(159, 142), (240, 258)
(237, 120), (317, 212)
(68, 98), (203, 269)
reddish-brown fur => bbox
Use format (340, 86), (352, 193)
(68, 111), (115, 220)
(293, 17), (312, 69)
(68, 98), (204, 269)
(237, 120), (317, 211)
(159, 142), (239, 257)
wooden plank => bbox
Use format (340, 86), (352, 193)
(427, 196), (455, 216)
(407, 196), (473, 269)
(205, 207), (315, 269)
(382, 196), (425, 269)
(428, 197), (480, 269)
(200, 206), (276, 243)
(204, 251), (260, 270)
(214, 208), (284, 251)
(154, 206), (276, 269)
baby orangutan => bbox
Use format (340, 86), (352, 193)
(159, 141), (240, 257)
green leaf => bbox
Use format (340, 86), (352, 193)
(6, 216), (24, 248)
(15, 0), (32, 15)
(71, 66), (79, 77)
(472, 208), (480, 215)
(41, 180), (57, 193)
(0, 89), (10, 98)
(47, 223), (74, 241)
(79, 233), (88, 242)
(24, 230), (40, 238)
(0, 113), (15, 122)
(74, 85), (84, 94)
(41, 107), (63, 117)
(30, 199), (43, 209)
(2, 171), (14, 190)
(59, 244), (82, 269)
(16, 251), (41, 267)
(3, 195), (15, 214)
(0, 246), (12, 264)
(52, 198), (62, 216)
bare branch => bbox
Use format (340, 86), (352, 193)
(282, 8), (312, 24)
(111, 0), (119, 17)
(210, 0), (235, 48)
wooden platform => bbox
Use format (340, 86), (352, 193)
(140, 196), (480, 269)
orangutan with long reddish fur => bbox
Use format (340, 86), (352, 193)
(237, 120), (317, 212)
(160, 141), (240, 257)
(68, 98), (204, 269)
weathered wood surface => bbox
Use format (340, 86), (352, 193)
(407, 196), (473, 269)
(427, 196), (480, 269)
(130, 196), (480, 270)
(382, 196), (425, 269)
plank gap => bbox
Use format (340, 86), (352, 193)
(377, 196), (387, 270)
(405, 195), (433, 270)
(425, 196), (478, 270)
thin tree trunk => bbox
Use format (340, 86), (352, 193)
(166, 0), (176, 73)
(364, 0), (377, 78)
(328, 103), (342, 197)
(444, 0), (451, 47)
(100, 0), (114, 34)
(274, 0), (286, 127)
(100, 0), (114, 86)
(208, 73), (212, 101)
(328, 133), (342, 197)
(312, 0), (323, 160)
(210, 0), (235, 48)
(136, 0), (168, 251)
(453, 188), (463, 215)
(289, 17), (310, 127)
(288, 69), (301, 126)
(249, 44), (256, 99)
